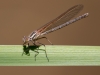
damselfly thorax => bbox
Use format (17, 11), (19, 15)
(23, 31), (41, 44)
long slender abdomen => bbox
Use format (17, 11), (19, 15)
(41, 13), (89, 35)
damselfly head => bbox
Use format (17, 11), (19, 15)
(22, 36), (29, 45)
(22, 36), (26, 42)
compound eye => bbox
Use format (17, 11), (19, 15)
(22, 36), (26, 42)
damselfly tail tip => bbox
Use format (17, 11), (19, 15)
(85, 13), (89, 16)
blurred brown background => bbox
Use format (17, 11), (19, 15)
(0, 0), (100, 45)
(0, 0), (100, 75)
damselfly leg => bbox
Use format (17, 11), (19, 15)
(31, 40), (49, 62)
(35, 37), (53, 45)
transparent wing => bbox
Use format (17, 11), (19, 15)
(37, 4), (84, 34)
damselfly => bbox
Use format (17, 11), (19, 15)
(22, 4), (89, 61)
